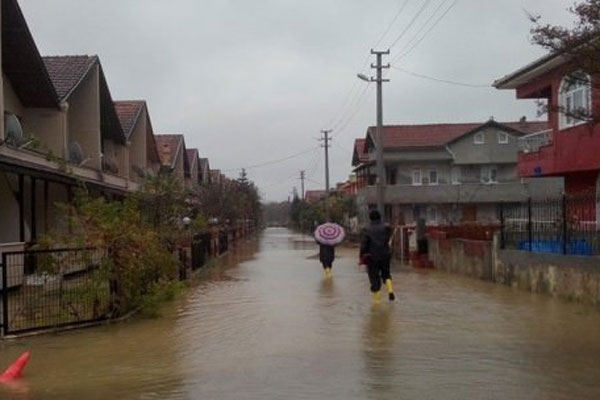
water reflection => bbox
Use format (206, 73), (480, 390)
(362, 305), (394, 397)
(2, 228), (600, 399)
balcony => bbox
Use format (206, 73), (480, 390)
(0, 144), (129, 192)
(357, 182), (530, 204)
(518, 129), (552, 154)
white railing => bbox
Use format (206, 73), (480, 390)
(519, 129), (552, 153)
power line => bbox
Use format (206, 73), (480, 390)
(324, 1), (411, 133)
(331, 82), (373, 133)
(222, 146), (319, 172)
(398, 0), (451, 54)
(392, 0), (458, 64)
(391, 65), (491, 88)
(332, 82), (374, 139)
(371, 0), (411, 55)
(388, 0), (433, 50)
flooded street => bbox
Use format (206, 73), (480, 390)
(2, 227), (600, 399)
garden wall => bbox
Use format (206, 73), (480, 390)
(428, 232), (600, 307)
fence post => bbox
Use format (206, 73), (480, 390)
(527, 197), (532, 252)
(562, 194), (568, 255)
(2, 253), (8, 335)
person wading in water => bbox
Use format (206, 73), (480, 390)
(359, 210), (395, 303)
(319, 243), (335, 278)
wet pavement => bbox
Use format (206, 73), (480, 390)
(2, 227), (600, 399)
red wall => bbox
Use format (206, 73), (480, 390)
(516, 65), (600, 181)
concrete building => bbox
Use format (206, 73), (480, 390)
(355, 120), (564, 225)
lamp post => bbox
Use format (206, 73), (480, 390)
(357, 50), (389, 218)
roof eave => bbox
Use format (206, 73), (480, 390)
(494, 53), (567, 90)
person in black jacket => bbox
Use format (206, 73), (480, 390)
(359, 210), (395, 303)
(319, 243), (335, 278)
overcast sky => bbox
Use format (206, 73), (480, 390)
(21, 0), (574, 201)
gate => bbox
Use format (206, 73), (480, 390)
(1, 248), (111, 336)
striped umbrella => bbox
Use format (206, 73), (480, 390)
(314, 223), (346, 246)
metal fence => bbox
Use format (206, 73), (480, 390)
(1, 248), (111, 336)
(500, 194), (600, 256)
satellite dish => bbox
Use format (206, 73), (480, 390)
(132, 165), (146, 178)
(68, 141), (89, 166)
(5, 114), (25, 146)
(102, 154), (119, 174)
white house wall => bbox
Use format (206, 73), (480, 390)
(67, 64), (101, 170)
(128, 107), (148, 183)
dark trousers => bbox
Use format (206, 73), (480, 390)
(367, 257), (391, 293)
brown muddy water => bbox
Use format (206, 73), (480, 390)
(2, 227), (600, 399)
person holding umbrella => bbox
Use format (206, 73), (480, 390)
(359, 210), (395, 303)
(314, 222), (345, 278)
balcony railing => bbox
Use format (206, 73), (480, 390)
(357, 182), (531, 204)
(518, 129), (552, 154)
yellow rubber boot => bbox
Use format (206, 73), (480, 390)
(385, 279), (395, 301)
(372, 291), (381, 304)
(327, 268), (332, 278)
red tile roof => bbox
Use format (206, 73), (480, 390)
(367, 120), (549, 149)
(42, 55), (97, 99)
(155, 134), (184, 168)
(305, 190), (327, 203)
(352, 138), (368, 166)
(114, 101), (145, 138)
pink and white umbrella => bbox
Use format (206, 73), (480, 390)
(314, 223), (346, 246)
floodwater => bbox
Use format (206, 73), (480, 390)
(2, 228), (600, 399)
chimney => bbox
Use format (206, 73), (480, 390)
(520, 116), (527, 123)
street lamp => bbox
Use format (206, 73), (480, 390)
(182, 216), (191, 227)
(357, 73), (370, 82)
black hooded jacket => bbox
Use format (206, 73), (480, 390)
(359, 220), (392, 262)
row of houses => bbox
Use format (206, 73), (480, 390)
(0, 0), (231, 254)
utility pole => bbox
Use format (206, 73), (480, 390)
(371, 49), (390, 218)
(320, 129), (332, 193)
(299, 170), (305, 201)
(320, 129), (332, 220)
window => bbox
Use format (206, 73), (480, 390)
(498, 132), (509, 144)
(559, 71), (591, 129)
(451, 166), (461, 184)
(412, 169), (422, 185)
(428, 170), (438, 185)
(474, 132), (485, 144)
(480, 165), (498, 184)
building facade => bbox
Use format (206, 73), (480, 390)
(355, 120), (564, 225)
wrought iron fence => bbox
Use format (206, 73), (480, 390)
(1, 248), (111, 335)
(500, 194), (600, 256)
